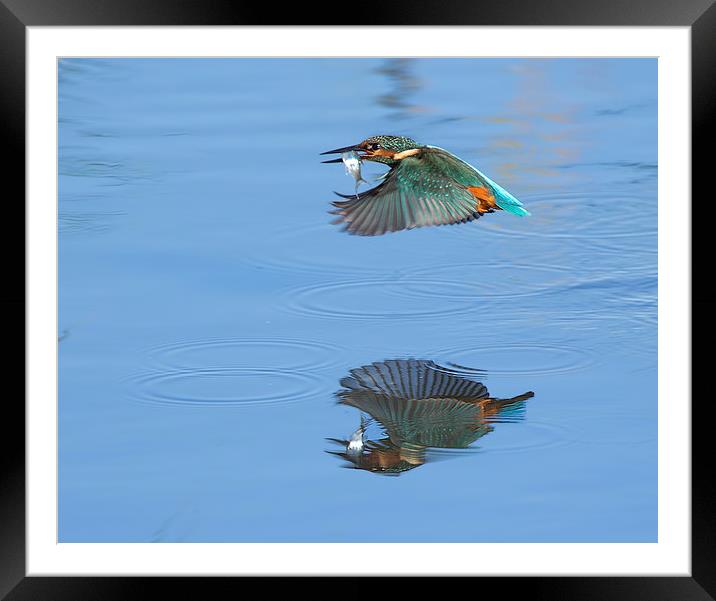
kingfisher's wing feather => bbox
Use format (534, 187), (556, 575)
(330, 149), (482, 236)
(472, 167), (530, 216)
(336, 360), (534, 449)
(337, 359), (493, 449)
(425, 146), (530, 217)
(339, 359), (490, 402)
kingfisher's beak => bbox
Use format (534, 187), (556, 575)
(320, 144), (362, 163)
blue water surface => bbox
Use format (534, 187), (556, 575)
(58, 58), (657, 542)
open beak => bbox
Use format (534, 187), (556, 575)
(320, 144), (363, 163)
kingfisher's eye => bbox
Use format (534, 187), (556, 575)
(368, 143), (380, 151)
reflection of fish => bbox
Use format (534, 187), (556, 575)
(341, 151), (368, 197)
(346, 415), (368, 454)
(327, 359), (534, 475)
(322, 135), (529, 236)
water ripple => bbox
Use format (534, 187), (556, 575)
(59, 210), (125, 235)
(144, 337), (345, 372)
(431, 342), (597, 377)
(428, 419), (575, 456)
(243, 223), (385, 277)
(398, 262), (573, 300)
(280, 278), (480, 321)
(125, 368), (326, 408)
(472, 192), (657, 241)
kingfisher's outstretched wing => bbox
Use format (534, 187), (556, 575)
(426, 146), (531, 217)
(329, 146), (528, 236)
(330, 147), (484, 236)
(339, 359), (489, 402)
(336, 359), (535, 447)
(337, 359), (493, 449)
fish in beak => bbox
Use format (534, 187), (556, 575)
(346, 414), (369, 454)
(321, 145), (368, 197)
(320, 144), (364, 163)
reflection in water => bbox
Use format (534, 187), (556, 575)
(485, 60), (581, 192)
(374, 59), (427, 119)
(327, 359), (534, 475)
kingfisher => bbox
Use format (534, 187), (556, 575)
(326, 359), (535, 475)
(321, 135), (530, 236)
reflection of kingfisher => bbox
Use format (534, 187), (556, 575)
(327, 359), (534, 475)
(321, 135), (530, 236)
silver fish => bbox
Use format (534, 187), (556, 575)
(341, 151), (368, 197)
(346, 415), (369, 454)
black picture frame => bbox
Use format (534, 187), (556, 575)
(5, 0), (710, 596)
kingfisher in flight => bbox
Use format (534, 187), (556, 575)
(326, 359), (535, 475)
(321, 135), (530, 237)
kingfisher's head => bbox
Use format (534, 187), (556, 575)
(326, 439), (425, 476)
(321, 135), (422, 165)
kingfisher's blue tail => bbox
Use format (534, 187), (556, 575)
(476, 168), (531, 216)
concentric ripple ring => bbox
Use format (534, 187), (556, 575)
(280, 278), (482, 321)
(125, 368), (326, 408)
(143, 337), (345, 372)
(431, 342), (597, 377)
